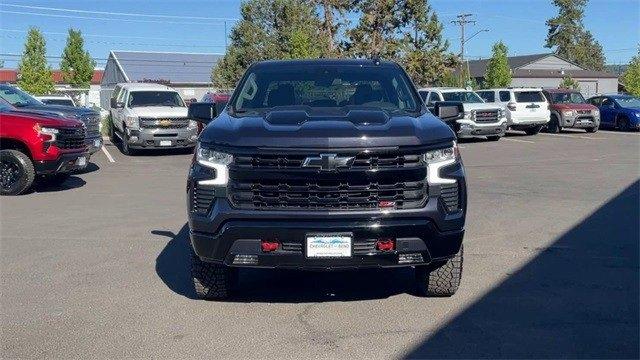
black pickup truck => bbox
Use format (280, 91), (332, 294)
(186, 59), (467, 299)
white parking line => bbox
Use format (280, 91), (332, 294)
(101, 144), (115, 163)
(540, 133), (606, 140)
(503, 137), (535, 144)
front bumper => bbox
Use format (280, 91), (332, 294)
(85, 135), (102, 155)
(33, 152), (88, 175)
(127, 127), (198, 149)
(187, 161), (467, 270)
(456, 120), (507, 138)
(560, 115), (600, 129)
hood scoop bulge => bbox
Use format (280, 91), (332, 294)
(264, 109), (390, 126)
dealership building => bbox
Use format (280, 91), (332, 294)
(466, 53), (618, 97)
(100, 50), (223, 109)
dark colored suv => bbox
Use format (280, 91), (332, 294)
(186, 59), (467, 299)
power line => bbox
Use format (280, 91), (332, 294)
(0, 10), (227, 26)
(0, 28), (215, 42)
(0, 3), (239, 21)
(0, 33), (226, 49)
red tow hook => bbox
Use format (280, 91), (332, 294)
(376, 238), (395, 252)
(261, 240), (280, 252)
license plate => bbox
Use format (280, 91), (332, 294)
(76, 156), (86, 167)
(306, 234), (352, 258)
(159, 140), (172, 147)
(94, 139), (102, 148)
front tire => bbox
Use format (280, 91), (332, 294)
(486, 135), (501, 141)
(524, 125), (542, 135)
(191, 250), (237, 300)
(1, 149), (35, 196)
(120, 127), (135, 156)
(617, 117), (630, 132)
(585, 126), (598, 133)
(415, 245), (463, 297)
(547, 115), (561, 133)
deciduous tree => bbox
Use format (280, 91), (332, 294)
(622, 50), (640, 96)
(17, 27), (54, 95)
(484, 41), (512, 88)
(559, 75), (580, 89)
(60, 29), (96, 88)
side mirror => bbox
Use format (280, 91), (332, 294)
(188, 102), (217, 125)
(110, 98), (124, 109)
(433, 101), (464, 121)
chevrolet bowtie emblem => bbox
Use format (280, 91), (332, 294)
(302, 154), (355, 171)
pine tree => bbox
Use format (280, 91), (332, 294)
(622, 50), (640, 96)
(17, 27), (54, 95)
(60, 29), (96, 88)
(344, 0), (404, 59)
(399, 0), (457, 87)
(545, 0), (605, 70)
(484, 41), (512, 88)
(312, 0), (351, 56)
(212, 0), (327, 88)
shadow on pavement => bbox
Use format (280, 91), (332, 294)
(405, 181), (639, 359)
(154, 224), (415, 302)
(32, 175), (87, 193)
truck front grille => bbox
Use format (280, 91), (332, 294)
(139, 117), (190, 129)
(55, 127), (86, 150)
(576, 110), (591, 115)
(81, 113), (101, 138)
(228, 149), (428, 211)
(474, 109), (500, 123)
(234, 153), (422, 170)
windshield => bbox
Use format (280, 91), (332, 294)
(551, 92), (586, 104)
(231, 63), (420, 115)
(128, 91), (185, 108)
(0, 85), (43, 107)
(614, 96), (640, 108)
(41, 99), (75, 107)
(441, 91), (484, 103)
(515, 91), (545, 103)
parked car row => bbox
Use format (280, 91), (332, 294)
(420, 86), (639, 141)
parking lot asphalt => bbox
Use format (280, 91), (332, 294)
(1, 129), (638, 359)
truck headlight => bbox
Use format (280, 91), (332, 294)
(188, 120), (198, 129)
(593, 109), (600, 117)
(562, 110), (574, 117)
(196, 144), (232, 186)
(424, 143), (458, 185)
(35, 125), (59, 141)
(125, 116), (139, 128)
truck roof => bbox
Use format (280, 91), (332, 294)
(116, 82), (176, 91)
(479, 88), (543, 92)
(418, 87), (468, 92)
(543, 88), (580, 93)
(252, 58), (399, 68)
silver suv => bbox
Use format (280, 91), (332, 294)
(108, 83), (198, 155)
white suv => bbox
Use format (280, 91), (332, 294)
(108, 83), (198, 155)
(419, 87), (508, 140)
(476, 88), (550, 135)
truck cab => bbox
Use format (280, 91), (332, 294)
(419, 87), (507, 141)
(108, 83), (198, 155)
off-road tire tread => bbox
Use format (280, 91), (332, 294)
(416, 245), (463, 297)
(524, 125), (542, 135)
(1, 149), (35, 195)
(191, 250), (234, 300)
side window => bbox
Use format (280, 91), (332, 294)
(427, 92), (440, 104)
(601, 98), (615, 108)
(499, 91), (511, 102)
(478, 91), (495, 102)
(588, 97), (601, 106)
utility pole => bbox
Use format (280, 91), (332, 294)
(451, 13), (475, 63)
(451, 14), (476, 87)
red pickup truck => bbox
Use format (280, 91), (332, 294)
(0, 99), (88, 195)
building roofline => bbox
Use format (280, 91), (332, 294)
(109, 50), (130, 82)
(110, 49), (225, 56)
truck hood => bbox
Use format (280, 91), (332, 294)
(200, 109), (456, 149)
(20, 104), (98, 118)
(6, 109), (85, 128)
(130, 106), (188, 118)
(552, 103), (598, 111)
(461, 103), (503, 111)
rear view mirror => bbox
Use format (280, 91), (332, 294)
(433, 101), (464, 121)
(188, 102), (217, 125)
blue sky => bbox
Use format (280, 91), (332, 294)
(0, 0), (637, 69)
